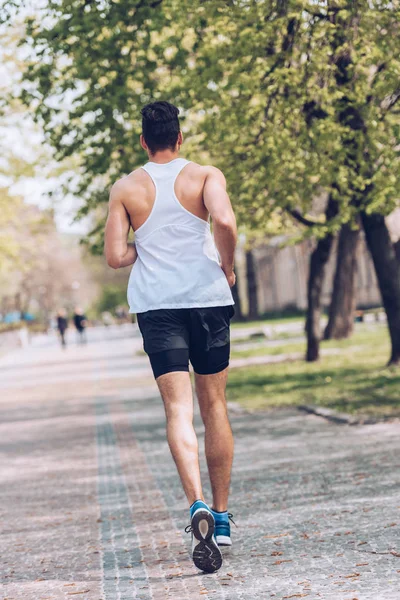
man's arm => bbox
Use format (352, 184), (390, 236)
(203, 166), (237, 287)
(104, 182), (138, 269)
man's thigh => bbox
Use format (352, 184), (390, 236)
(189, 306), (234, 375)
(137, 308), (190, 379)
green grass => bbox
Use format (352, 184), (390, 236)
(231, 325), (386, 359)
(228, 324), (400, 419)
(231, 339), (305, 358)
(231, 314), (304, 329)
(232, 329), (303, 345)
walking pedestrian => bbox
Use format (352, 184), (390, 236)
(73, 307), (87, 344)
(56, 308), (68, 348)
(104, 101), (237, 573)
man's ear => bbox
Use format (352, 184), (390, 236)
(177, 131), (183, 148)
(140, 134), (148, 151)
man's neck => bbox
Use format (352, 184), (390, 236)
(147, 149), (180, 164)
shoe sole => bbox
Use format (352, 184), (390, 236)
(191, 509), (223, 573)
(216, 534), (232, 547)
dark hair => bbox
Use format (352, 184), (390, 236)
(141, 101), (180, 154)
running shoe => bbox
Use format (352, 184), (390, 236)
(186, 500), (222, 573)
(211, 509), (236, 546)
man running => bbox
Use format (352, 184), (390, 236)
(105, 101), (237, 573)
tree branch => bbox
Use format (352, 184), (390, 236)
(380, 88), (400, 121)
(286, 208), (323, 228)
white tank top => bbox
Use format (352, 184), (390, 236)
(127, 158), (234, 313)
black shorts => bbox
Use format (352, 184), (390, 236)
(137, 305), (235, 379)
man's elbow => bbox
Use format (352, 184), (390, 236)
(213, 213), (237, 232)
(106, 254), (121, 269)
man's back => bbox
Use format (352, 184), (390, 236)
(113, 160), (214, 231)
(117, 157), (233, 313)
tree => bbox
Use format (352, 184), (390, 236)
(324, 222), (360, 340)
(246, 250), (259, 320)
(14, 0), (182, 250)
(178, 1), (400, 363)
(305, 195), (339, 360)
(96, 285), (128, 314)
(0, 200), (98, 321)
(13, 0), (400, 363)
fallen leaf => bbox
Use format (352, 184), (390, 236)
(356, 563), (369, 567)
(67, 592), (90, 596)
(343, 573), (360, 579)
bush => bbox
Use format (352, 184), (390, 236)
(96, 285), (128, 314)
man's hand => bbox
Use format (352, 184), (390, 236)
(221, 265), (236, 288)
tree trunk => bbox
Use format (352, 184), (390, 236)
(246, 250), (259, 320)
(305, 195), (339, 361)
(361, 211), (400, 365)
(324, 223), (360, 340)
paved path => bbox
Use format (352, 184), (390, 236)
(1, 331), (399, 600)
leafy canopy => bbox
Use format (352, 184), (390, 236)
(11, 0), (400, 248)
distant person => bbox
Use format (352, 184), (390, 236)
(56, 309), (68, 348)
(101, 311), (114, 327)
(105, 101), (237, 573)
(115, 305), (129, 321)
(73, 307), (87, 344)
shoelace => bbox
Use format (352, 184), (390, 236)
(228, 512), (237, 527)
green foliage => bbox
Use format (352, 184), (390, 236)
(13, 0), (400, 248)
(184, 1), (400, 231)
(96, 284), (127, 314)
(18, 0), (188, 249)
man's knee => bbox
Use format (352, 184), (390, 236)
(200, 397), (229, 425)
(165, 401), (192, 423)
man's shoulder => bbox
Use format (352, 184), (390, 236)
(112, 168), (148, 191)
(186, 161), (224, 180)
(110, 168), (151, 202)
